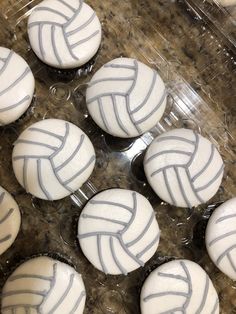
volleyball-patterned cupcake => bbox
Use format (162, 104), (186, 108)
(0, 47), (35, 125)
(0, 186), (21, 256)
(27, 0), (102, 69)
(78, 188), (160, 275)
(144, 128), (224, 208)
(206, 198), (236, 280)
(12, 119), (96, 201)
(1, 256), (86, 314)
(86, 57), (167, 138)
(140, 259), (219, 314)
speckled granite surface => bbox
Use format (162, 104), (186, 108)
(0, 0), (235, 313)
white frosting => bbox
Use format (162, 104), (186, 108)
(28, 0), (102, 69)
(0, 47), (35, 125)
(78, 188), (160, 275)
(216, 0), (236, 6)
(86, 57), (167, 138)
(206, 197), (236, 280)
(1, 256), (86, 314)
(12, 118), (96, 201)
(140, 259), (219, 314)
(144, 128), (224, 208)
(0, 186), (21, 256)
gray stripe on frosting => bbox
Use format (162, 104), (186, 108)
(158, 272), (188, 283)
(144, 291), (188, 302)
(82, 213), (127, 226)
(71, 30), (100, 49)
(196, 164), (224, 192)
(0, 95), (30, 113)
(38, 24), (45, 60)
(34, 7), (69, 21)
(66, 12), (96, 36)
(89, 76), (134, 87)
(37, 159), (53, 200)
(0, 192), (5, 204)
(98, 97), (109, 132)
(2, 290), (46, 298)
(0, 234), (11, 243)
(56, 0), (76, 12)
(97, 234), (108, 274)
(131, 70), (157, 114)
(69, 291), (86, 314)
(192, 144), (215, 182)
(154, 136), (195, 145)
(51, 25), (63, 66)
(0, 208), (14, 224)
(120, 192), (137, 234)
(163, 168), (177, 206)
(174, 166), (191, 208)
(209, 230), (236, 247)
(217, 244), (236, 265)
(23, 158), (29, 191)
(216, 214), (236, 223)
(136, 232), (160, 258)
(145, 150), (192, 165)
(111, 94), (130, 136)
(0, 67), (30, 97)
(29, 127), (63, 141)
(9, 274), (53, 282)
(186, 131), (199, 168)
(64, 0), (83, 28)
(0, 50), (13, 76)
(104, 63), (135, 70)
(110, 236), (127, 275)
(195, 274), (209, 314)
(15, 139), (58, 151)
(89, 199), (134, 213)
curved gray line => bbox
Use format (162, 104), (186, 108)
(37, 159), (53, 200)
(195, 274), (209, 314)
(211, 298), (219, 314)
(69, 291), (86, 314)
(227, 252), (236, 273)
(0, 67), (30, 97)
(126, 95), (142, 134)
(118, 235), (144, 266)
(28, 21), (62, 28)
(127, 60), (138, 95)
(86, 92), (126, 105)
(163, 168), (177, 206)
(0, 208), (14, 224)
(174, 166), (191, 208)
(78, 231), (118, 239)
(34, 7), (69, 21)
(217, 244), (236, 265)
(71, 30), (100, 49)
(23, 158), (29, 191)
(186, 132), (199, 168)
(97, 235), (108, 274)
(209, 230), (236, 247)
(110, 236), (127, 275)
(180, 261), (192, 310)
(136, 232), (160, 258)
(50, 158), (74, 193)
(145, 150), (192, 165)
(66, 12), (96, 36)
(55, 134), (85, 171)
(186, 168), (204, 204)
(13, 155), (49, 161)
(89, 76), (134, 87)
(51, 25), (63, 66)
(126, 212), (154, 247)
(50, 122), (69, 159)
(150, 164), (186, 177)
(0, 50), (14, 76)
(9, 274), (53, 282)
(56, 0), (76, 12)
(38, 24), (45, 60)
(154, 135), (195, 145)
(82, 213), (127, 226)
(39, 263), (57, 309)
(48, 274), (74, 313)
(89, 199), (133, 213)
(196, 164), (224, 192)
(63, 155), (95, 185)
(0, 95), (30, 112)
(216, 213), (236, 223)
(131, 70), (157, 114)
(120, 192), (137, 234)
(64, 0), (83, 28)
(192, 144), (215, 182)
(62, 28), (79, 61)
(2, 290), (47, 298)
(158, 272), (188, 283)
(144, 291), (188, 302)
(0, 192), (5, 204)
(134, 89), (167, 125)
(98, 97), (109, 132)
(15, 139), (57, 151)
(0, 234), (11, 243)
(104, 63), (135, 70)
(29, 127), (64, 141)
(111, 94), (130, 136)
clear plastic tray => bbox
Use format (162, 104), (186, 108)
(0, 1), (235, 313)
(179, 0), (236, 53)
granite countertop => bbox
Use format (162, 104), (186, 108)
(0, 1), (235, 313)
